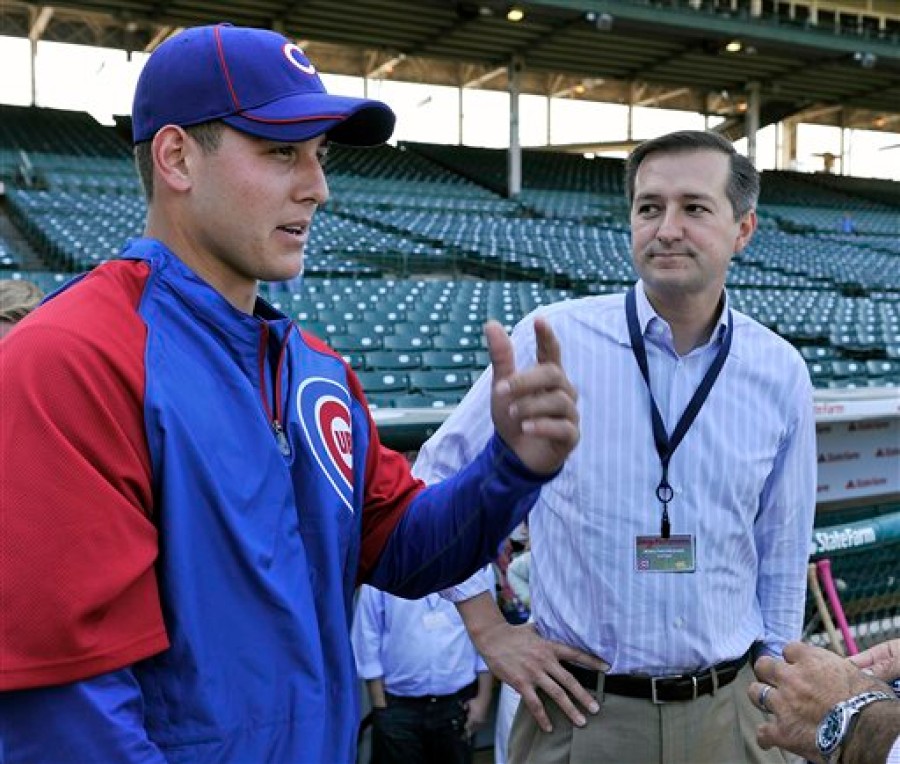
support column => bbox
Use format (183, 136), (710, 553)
(627, 82), (639, 140)
(745, 81), (760, 164)
(507, 55), (523, 198)
(839, 109), (847, 175)
(546, 94), (552, 146)
(30, 38), (37, 106)
(458, 84), (464, 145)
(780, 118), (798, 170)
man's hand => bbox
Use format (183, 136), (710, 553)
(464, 673), (493, 738)
(849, 638), (900, 683)
(486, 318), (579, 476)
(475, 621), (606, 732)
(748, 641), (886, 763)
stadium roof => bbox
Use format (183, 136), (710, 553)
(4, 0), (900, 140)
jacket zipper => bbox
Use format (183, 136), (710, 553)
(258, 322), (294, 456)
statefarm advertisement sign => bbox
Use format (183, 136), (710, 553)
(815, 416), (899, 503)
(813, 391), (899, 504)
(808, 509), (900, 558)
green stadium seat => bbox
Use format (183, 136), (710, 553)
(806, 361), (833, 383)
(364, 351), (422, 371)
(393, 393), (462, 409)
(432, 334), (482, 351)
(421, 350), (476, 370)
(408, 370), (472, 393)
(866, 359), (900, 378)
(799, 346), (839, 361)
(831, 360), (867, 378)
(356, 371), (410, 395)
(329, 333), (383, 352)
(340, 353), (366, 370)
(473, 351), (491, 369)
(301, 320), (346, 338)
(383, 335), (433, 352)
(394, 321), (439, 338)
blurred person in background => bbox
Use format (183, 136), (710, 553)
(0, 278), (43, 339)
(351, 567), (495, 764)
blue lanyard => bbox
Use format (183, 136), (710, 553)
(625, 288), (733, 538)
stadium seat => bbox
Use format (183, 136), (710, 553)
(329, 333), (383, 352)
(341, 353), (366, 370)
(866, 359), (900, 378)
(393, 392), (463, 409)
(831, 360), (867, 378)
(394, 321), (439, 338)
(420, 350), (476, 370)
(347, 320), (391, 336)
(383, 334), (433, 352)
(364, 351), (422, 371)
(301, 320), (346, 338)
(473, 351), (491, 369)
(432, 334), (483, 351)
(356, 371), (410, 395)
(806, 361), (833, 385)
(799, 346), (839, 361)
(408, 370), (472, 393)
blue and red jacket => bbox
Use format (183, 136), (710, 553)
(0, 239), (548, 762)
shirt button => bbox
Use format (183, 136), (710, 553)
(674, 617), (685, 629)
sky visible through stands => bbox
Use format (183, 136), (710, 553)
(2, 35), (898, 180)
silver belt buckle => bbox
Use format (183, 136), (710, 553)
(651, 673), (688, 704)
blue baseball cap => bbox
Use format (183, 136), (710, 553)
(132, 23), (396, 146)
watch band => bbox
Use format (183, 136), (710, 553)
(817, 690), (896, 764)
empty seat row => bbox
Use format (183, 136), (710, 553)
(356, 370), (478, 395)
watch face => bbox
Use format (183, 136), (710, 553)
(816, 691), (895, 762)
(816, 707), (846, 756)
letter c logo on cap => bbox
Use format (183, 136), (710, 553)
(283, 43), (317, 75)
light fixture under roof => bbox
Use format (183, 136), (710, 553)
(506, 6), (525, 22)
(724, 40), (742, 53)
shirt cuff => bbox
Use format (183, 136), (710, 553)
(440, 565), (495, 603)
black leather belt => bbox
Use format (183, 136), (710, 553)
(562, 652), (749, 704)
(384, 679), (478, 707)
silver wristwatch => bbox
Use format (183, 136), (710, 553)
(815, 690), (895, 764)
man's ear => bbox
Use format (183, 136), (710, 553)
(151, 125), (194, 193)
(734, 209), (757, 253)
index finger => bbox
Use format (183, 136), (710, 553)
(534, 317), (562, 366)
(752, 655), (780, 684)
(485, 319), (515, 384)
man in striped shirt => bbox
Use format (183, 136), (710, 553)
(415, 130), (817, 763)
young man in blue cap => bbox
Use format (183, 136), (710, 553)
(0, 23), (581, 763)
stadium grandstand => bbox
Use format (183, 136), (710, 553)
(1, 1), (898, 758)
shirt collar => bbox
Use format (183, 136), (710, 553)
(631, 280), (733, 351)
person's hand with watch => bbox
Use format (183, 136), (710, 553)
(815, 689), (895, 763)
(749, 641), (900, 764)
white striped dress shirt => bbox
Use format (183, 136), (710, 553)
(889, 736), (900, 764)
(351, 566), (493, 696)
(415, 281), (817, 675)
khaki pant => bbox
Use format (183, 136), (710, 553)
(509, 663), (797, 764)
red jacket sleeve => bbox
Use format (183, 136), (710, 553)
(0, 264), (168, 690)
